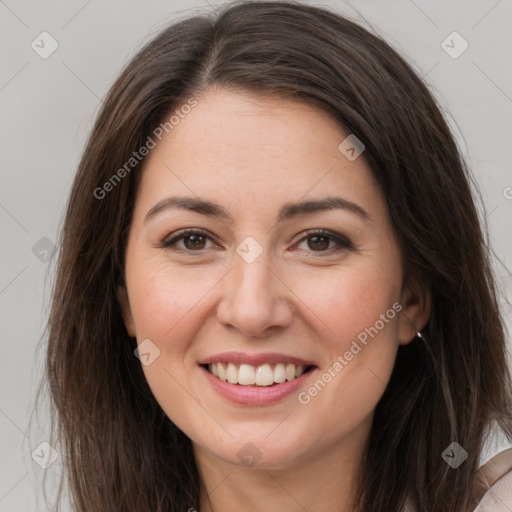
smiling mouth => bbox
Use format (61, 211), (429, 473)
(201, 362), (316, 387)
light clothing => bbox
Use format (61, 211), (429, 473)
(475, 471), (512, 511)
(402, 422), (512, 512)
(401, 471), (512, 511)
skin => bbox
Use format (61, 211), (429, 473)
(119, 87), (430, 512)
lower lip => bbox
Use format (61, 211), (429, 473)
(200, 365), (316, 406)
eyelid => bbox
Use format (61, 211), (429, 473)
(161, 227), (353, 255)
(294, 228), (353, 252)
(162, 228), (220, 249)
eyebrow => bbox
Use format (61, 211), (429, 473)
(144, 195), (370, 224)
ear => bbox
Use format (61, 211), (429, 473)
(398, 276), (431, 346)
(117, 285), (136, 337)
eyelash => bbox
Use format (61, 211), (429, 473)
(161, 228), (353, 256)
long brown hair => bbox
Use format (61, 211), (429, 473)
(41, 1), (512, 510)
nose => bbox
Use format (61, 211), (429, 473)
(216, 252), (294, 338)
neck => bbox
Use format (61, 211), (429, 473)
(193, 416), (371, 512)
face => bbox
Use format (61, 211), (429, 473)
(119, 88), (427, 471)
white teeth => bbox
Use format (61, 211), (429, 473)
(238, 364), (256, 385)
(255, 364), (274, 386)
(285, 363), (296, 381)
(226, 362), (238, 384)
(217, 362), (227, 381)
(273, 363), (287, 383)
(206, 361), (309, 386)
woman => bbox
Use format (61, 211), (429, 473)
(43, 1), (512, 510)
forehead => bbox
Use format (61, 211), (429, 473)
(134, 88), (385, 223)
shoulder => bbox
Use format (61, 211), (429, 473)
(402, 449), (512, 512)
(474, 448), (512, 511)
(474, 469), (512, 511)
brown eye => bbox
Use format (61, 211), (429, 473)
(295, 229), (352, 255)
(162, 229), (217, 252)
(183, 234), (207, 250)
(307, 235), (330, 251)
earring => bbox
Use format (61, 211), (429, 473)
(408, 317), (423, 340)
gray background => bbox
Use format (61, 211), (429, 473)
(1, 0), (511, 510)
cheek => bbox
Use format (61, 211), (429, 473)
(290, 263), (401, 422)
(127, 259), (221, 344)
(125, 261), (221, 434)
(290, 262), (401, 350)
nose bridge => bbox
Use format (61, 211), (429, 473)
(235, 250), (273, 303)
(216, 246), (292, 336)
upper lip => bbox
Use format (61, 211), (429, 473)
(198, 351), (317, 367)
